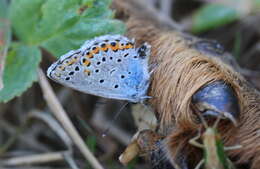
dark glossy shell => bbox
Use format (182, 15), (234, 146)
(192, 81), (240, 119)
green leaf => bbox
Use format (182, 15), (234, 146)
(41, 19), (125, 56)
(253, 0), (260, 11)
(192, 4), (239, 33)
(126, 157), (138, 169)
(0, 0), (8, 18)
(85, 135), (97, 153)
(10, 0), (126, 57)
(0, 0), (11, 53)
(5, 0), (125, 102)
(0, 0), (11, 91)
(0, 43), (41, 102)
(232, 31), (242, 59)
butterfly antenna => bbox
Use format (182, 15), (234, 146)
(102, 101), (129, 137)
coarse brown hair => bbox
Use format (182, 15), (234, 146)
(113, 0), (260, 168)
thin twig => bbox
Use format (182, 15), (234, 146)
(144, 0), (182, 30)
(28, 110), (73, 149)
(0, 119), (49, 155)
(1, 152), (65, 166)
(63, 152), (80, 169)
(113, 0), (183, 31)
(28, 110), (80, 169)
(159, 0), (174, 17)
(37, 69), (104, 169)
(149, 0), (157, 6)
(1, 111), (80, 168)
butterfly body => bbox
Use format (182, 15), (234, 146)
(47, 35), (151, 102)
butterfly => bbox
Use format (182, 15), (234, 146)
(47, 35), (151, 103)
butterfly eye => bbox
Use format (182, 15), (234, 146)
(114, 84), (119, 88)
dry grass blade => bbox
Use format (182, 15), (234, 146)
(28, 110), (73, 148)
(0, 110), (80, 168)
(63, 152), (80, 169)
(1, 152), (65, 166)
(37, 69), (104, 169)
(159, 0), (174, 17)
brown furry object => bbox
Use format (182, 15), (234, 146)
(113, 0), (260, 168)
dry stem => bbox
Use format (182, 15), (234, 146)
(37, 69), (104, 169)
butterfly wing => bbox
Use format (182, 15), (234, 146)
(47, 35), (150, 102)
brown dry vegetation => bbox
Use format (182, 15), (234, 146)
(113, 0), (260, 168)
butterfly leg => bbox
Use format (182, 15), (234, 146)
(192, 80), (240, 125)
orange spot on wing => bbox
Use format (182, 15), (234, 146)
(92, 47), (100, 54)
(111, 42), (119, 51)
(65, 59), (77, 66)
(119, 43), (125, 50)
(86, 52), (94, 58)
(125, 43), (133, 49)
(71, 60), (76, 65)
(84, 69), (91, 76)
(101, 45), (108, 52)
(105, 44), (112, 51)
(83, 59), (91, 66)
